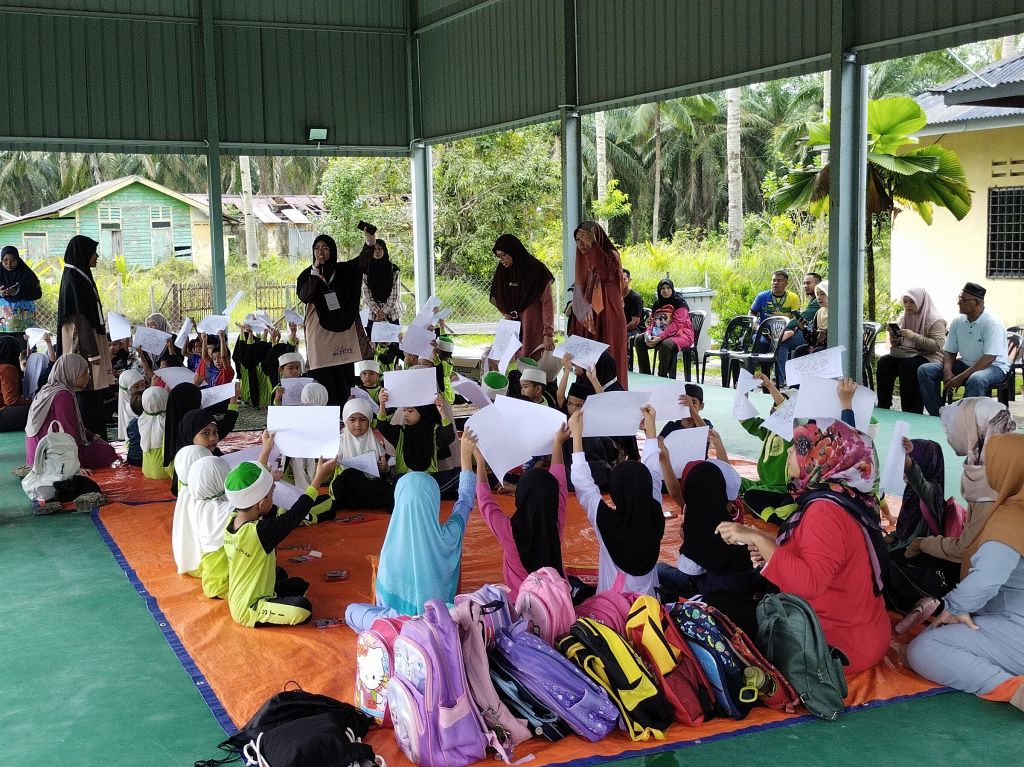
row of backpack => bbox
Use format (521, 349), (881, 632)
(354, 568), (849, 767)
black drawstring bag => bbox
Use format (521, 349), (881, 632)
(196, 689), (376, 767)
(53, 475), (102, 502)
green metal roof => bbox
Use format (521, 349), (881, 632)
(0, 0), (1022, 155)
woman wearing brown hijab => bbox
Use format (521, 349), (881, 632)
(571, 221), (628, 388)
(489, 234), (555, 359)
(906, 433), (1024, 712)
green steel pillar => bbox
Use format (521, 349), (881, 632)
(828, 1), (867, 379)
(201, 0), (226, 313)
(410, 143), (435, 310)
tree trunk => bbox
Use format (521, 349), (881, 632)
(674, 150), (686, 232)
(865, 213), (876, 321)
(726, 87), (743, 261)
(651, 102), (661, 243)
(1001, 35), (1017, 59)
(595, 110), (608, 229)
(238, 155), (260, 268)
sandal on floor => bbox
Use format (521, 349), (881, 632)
(895, 596), (941, 635)
(33, 500), (64, 516)
(73, 493), (108, 514)
(11, 464), (31, 478)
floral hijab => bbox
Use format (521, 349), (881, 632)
(780, 419), (887, 594)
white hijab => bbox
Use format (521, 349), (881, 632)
(183, 456), (232, 573)
(117, 370), (145, 441)
(171, 445), (212, 574)
(339, 399), (383, 477)
(301, 382), (329, 405)
(138, 387), (170, 452)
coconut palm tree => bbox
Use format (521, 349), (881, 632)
(771, 96), (972, 319)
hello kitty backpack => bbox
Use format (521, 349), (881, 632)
(355, 615), (408, 726)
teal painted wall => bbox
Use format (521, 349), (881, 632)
(0, 182), (196, 268)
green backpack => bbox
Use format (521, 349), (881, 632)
(754, 593), (849, 720)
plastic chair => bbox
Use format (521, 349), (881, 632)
(1009, 327), (1023, 402)
(862, 322), (881, 390)
(675, 310), (705, 382)
(701, 315), (754, 387)
(728, 316), (789, 385)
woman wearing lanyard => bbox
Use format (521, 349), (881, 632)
(296, 234), (367, 404)
(57, 235), (114, 436)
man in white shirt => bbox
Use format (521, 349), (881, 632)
(917, 281), (1010, 416)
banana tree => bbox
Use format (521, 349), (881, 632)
(771, 96), (972, 319)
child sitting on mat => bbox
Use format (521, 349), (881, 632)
(272, 350), (304, 405)
(375, 391), (460, 498)
(124, 390), (145, 467)
(171, 445), (213, 574)
(345, 435), (477, 631)
(328, 399), (394, 514)
(473, 424), (570, 600)
(222, 433), (337, 628)
(137, 387), (170, 479)
(354, 359), (382, 405)
(181, 455), (232, 599)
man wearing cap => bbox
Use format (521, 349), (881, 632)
(917, 282), (1010, 416)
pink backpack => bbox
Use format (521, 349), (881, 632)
(514, 567), (575, 645)
(450, 598), (534, 752)
(355, 616), (408, 726)
(574, 572), (636, 635)
(454, 583), (517, 647)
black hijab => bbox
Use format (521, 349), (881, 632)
(57, 235), (105, 334)
(511, 468), (564, 576)
(895, 439), (946, 544)
(296, 234), (362, 332)
(489, 234), (554, 316)
(680, 462), (752, 574)
(163, 382), (203, 460)
(262, 342), (296, 387)
(592, 351), (621, 391)
(181, 408), (217, 445)
(233, 331), (273, 406)
(595, 461), (665, 576)
(0, 245), (42, 300)
(0, 336), (21, 369)
(399, 405), (444, 472)
(361, 239), (399, 305)
(652, 279), (689, 313)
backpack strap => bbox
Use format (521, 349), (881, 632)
(48, 420), (66, 434)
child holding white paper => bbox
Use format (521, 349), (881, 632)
(168, 395), (240, 495)
(325, 399), (394, 513)
(559, 381), (618, 492)
(373, 341), (402, 373)
(376, 390), (459, 498)
(138, 387), (171, 479)
(658, 383), (727, 462)
(738, 374), (795, 519)
(570, 406), (666, 595)
(271, 350), (304, 405)
(354, 359), (382, 404)
(231, 324), (272, 406)
(195, 331), (234, 387)
(518, 367), (556, 408)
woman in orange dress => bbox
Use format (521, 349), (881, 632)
(572, 221), (628, 388)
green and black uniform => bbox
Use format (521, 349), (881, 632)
(739, 415), (794, 520)
(222, 488), (317, 627)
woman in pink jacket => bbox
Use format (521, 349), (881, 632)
(25, 354), (117, 469)
(633, 278), (694, 378)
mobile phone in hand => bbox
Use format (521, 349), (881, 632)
(887, 323), (902, 338)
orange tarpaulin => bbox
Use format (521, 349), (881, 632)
(94, 467), (940, 767)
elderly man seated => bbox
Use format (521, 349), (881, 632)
(917, 281), (1010, 416)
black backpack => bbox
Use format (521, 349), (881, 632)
(196, 689), (375, 767)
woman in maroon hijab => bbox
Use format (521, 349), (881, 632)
(572, 221), (628, 387)
(489, 234), (555, 359)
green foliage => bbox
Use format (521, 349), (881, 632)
(592, 179), (632, 222)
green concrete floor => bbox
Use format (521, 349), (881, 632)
(3, 377), (1023, 766)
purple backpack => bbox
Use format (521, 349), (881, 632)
(387, 600), (488, 767)
(454, 583), (517, 648)
(490, 619), (620, 742)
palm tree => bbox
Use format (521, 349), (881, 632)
(725, 87), (743, 259)
(771, 96), (972, 319)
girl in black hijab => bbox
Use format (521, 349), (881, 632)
(58, 235), (114, 434)
(0, 245), (43, 340)
(360, 236), (401, 325)
(164, 383), (238, 495)
(296, 234), (366, 404)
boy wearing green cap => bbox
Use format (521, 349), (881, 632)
(222, 431), (337, 627)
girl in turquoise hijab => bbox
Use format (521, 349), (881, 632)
(345, 434), (478, 630)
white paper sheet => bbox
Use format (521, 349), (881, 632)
(633, 381), (688, 422)
(242, 312), (272, 335)
(793, 375), (876, 432)
(359, 308), (370, 327)
(431, 307), (452, 323)
(200, 382), (236, 408)
(761, 394), (799, 440)
(280, 376), (315, 405)
(488, 319), (522, 361)
(581, 391), (651, 437)
(493, 395), (567, 456)
(349, 386), (376, 406)
(132, 326), (173, 357)
(224, 290), (244, 316)
(465, 404), (533, 481)
(784, 345), (846, 387)
(663, 426), (711, 477)
(340, 451), (380, 478)
(732, 368), (763, 420)
(552, 336), (609, 370)
(411, 296), (441, 327)
(267, 405), (341, 459)
(174, 318), (193, 349)
(25, 327), (51, 350)
(879, 420), (911, 494)
(106, 311), (132, 341)
(197, 314), (230, 335)
(452, 374), (492, 409)
(272, 480), (305, 510)
(221, 445), (282, 471)
(283, 308), (304, 326)
(383, 367), (438, 408)
(154, 366), (197, 389)
(496, 339), (522, 374)
(370, 322), (402, 344)
(399, 323), (437, 360)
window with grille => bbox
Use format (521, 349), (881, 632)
(151, 206), (172, 223)
(98, 206), (121, 223)
(987, 187), (1024, 279)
